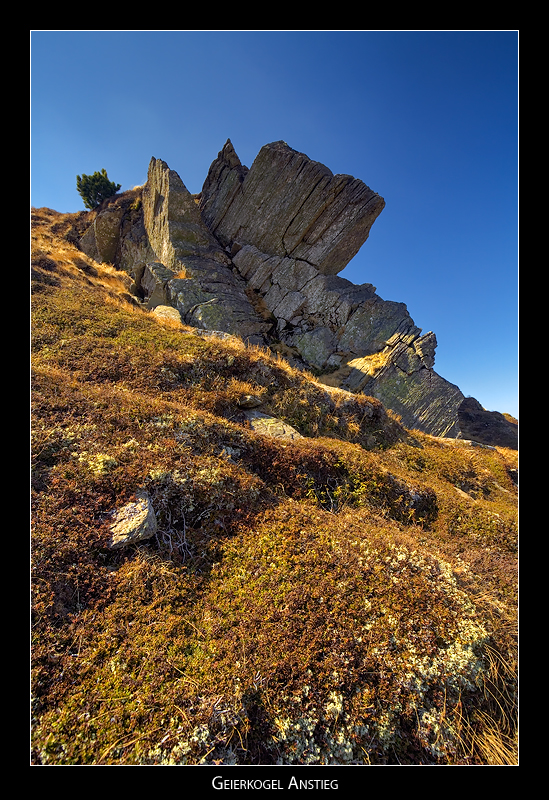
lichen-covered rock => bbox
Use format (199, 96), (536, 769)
(79, 205), (125, 264)
(289, 327), (337, 371)
(151, 304), (183, 323)
(354, 361), (465, 438)
(166, 271), (271, 343)
(244, 409), (303, 440)
(108, 490), (157, 549)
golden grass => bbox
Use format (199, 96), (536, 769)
(31, 208), (518, 766)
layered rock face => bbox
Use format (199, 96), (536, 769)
(77, 139), (517, 446)
(200, 140), (385, 275)
(136, 156), (272, 342)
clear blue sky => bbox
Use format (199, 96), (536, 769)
(31, 30), (519, 418)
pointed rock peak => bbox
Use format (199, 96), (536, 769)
(200, 140), (249, 228)
(148, 155), (169, 173)
(146, 156), (195, 199)
(218, 138), (244, 169)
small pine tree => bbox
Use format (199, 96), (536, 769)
(76, 168), (121, 210)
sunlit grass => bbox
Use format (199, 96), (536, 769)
(31, 207), (518, 765)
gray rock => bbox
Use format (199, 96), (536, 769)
(457, 397), (518, 449)
(200, 140), (385, 274)
(300, 274), (376, 328)
(392, 342), (424, 376)
(199, 138), (249, 238)
(151, 305), (183, 323)
(414, 332), (437, 369)
(231, 244), (382, 364)
(337, 298), (419, 357)
(289, 327), (338, 371)
(143, 157), (228, 269)
(141, 262), (176, 308)
(244, 409), (303, 440)
(140, 159), (271, 343)
(237, 395), (263, 409)
(168, 276), (218, 323)
(350, 361), (465, 439)
(193, 329), (242, 342)
(167, 270), (270, 343)
(79, 205), (125, 264)
(108, 490), (157, 549)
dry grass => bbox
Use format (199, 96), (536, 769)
(31, 208), (518, 765)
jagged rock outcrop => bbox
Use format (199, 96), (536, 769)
(457, 397), (518, 449)
(200, 139), (385, 275)
(140, 157), (273, 343)
(77, 139), (517, 446)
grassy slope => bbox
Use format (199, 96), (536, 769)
(31, 208), (518, 766)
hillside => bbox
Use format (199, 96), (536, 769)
(31, 207), (518, 766)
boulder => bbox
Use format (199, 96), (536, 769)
(79, 205), (125, 264)
(244, 409), (303, 441)
(237, 394), (263, 409)
(151, 305), (183, 324)
(200, 140), (385, 274)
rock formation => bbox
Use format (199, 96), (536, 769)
(200, 139), (384, 274)
(77, 139), (517, 447)
(457, 397), (518, 450)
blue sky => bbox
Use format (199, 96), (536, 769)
(31, 30), (519, 418)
